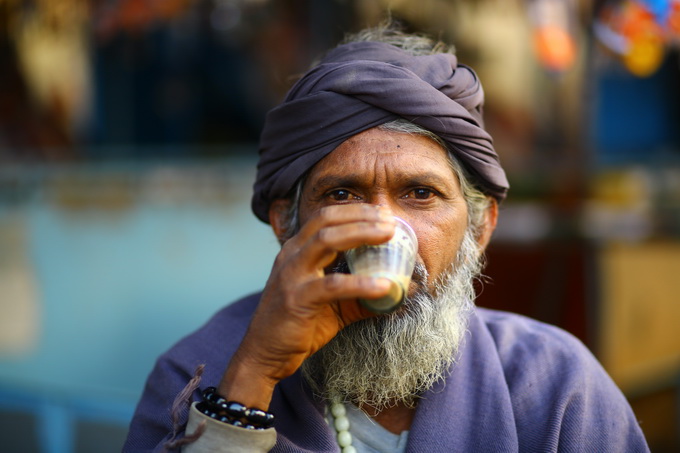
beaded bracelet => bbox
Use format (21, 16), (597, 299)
(197, 387), (275, 430)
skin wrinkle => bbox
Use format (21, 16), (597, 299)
(280, 119), (492, 244)
(302, 228), (481, 410)
(279, 127), (486, 413)
(268, 122), (495, 426)
(253, 24), (509, 223)
(299, 130), (469, 287)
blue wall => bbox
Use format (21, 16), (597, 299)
(0, 158), (280, 451)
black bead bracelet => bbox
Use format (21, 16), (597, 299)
(198, 387), (275, 430)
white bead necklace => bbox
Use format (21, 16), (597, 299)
(330, 400), (357, 453)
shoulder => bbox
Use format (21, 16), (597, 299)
(471, 308), (649, 452)
(473, 307), (604, 396)
(474, 307), (591, 366)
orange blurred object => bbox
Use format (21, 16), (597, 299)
(533, 25), (577, 72)
(619, 1), (666, 77)
(618, 1), (656, 38)
(623, 30), (665, 76)
(668, 1), (680, 35)
(596, 0), (669, 77)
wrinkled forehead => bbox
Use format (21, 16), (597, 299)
(251, 41), (508, 224)
(302, 127), (460, 190)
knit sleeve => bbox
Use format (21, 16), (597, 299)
(182, 403), (277, 452)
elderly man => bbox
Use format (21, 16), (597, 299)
(124, 24), (649, 452)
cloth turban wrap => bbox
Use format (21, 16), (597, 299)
(252, 41), (509, 223)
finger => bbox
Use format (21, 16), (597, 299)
(279, 205), (395, 271)
(294, 273), (392, 313)
(334, 297), (381, 327)
(295, 204), (394, 245)
(304, 220), (396, 270)
(265, 219), (393, 307)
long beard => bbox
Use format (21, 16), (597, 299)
(301, 230), (483, 411)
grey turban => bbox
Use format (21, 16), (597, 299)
(252, 41), (509, 223)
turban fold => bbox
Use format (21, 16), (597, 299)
(252, 41), (509, 223)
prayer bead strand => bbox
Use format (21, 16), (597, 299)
(331, 401), (356, 453)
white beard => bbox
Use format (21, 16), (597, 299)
(301, 229), (483, 411)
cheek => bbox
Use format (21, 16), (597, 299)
(298, 190), (323, 225)
(413, 212), (467, 278)
(298, 202), (313, 226)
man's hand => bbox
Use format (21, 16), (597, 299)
(218, 204), (396, 409)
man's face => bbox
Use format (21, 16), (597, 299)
(298, 127), (469, 293)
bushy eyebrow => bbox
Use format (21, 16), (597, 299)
(392, 172), (458, 188)
(310, 172), (456, 192)
(310, 175), (365, 192)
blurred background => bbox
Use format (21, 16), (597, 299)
(0, 0), (679, 451)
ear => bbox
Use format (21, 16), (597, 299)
(476, 198), (498, 251)
(269, 199), (293, 244)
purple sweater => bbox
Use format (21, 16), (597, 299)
(124, 292), (649, 452)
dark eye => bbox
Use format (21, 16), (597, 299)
(327, 189), (360, 201)
(407, 188), (435, 200)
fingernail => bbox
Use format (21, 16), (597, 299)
(377, 221), (395, 232)
(373, 277), (391, 290)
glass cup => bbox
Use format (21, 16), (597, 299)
(345, 216), (418, 313)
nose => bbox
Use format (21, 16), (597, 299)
(369, 198), (408, 225)
(370, 196), (398, 214)
(368, 198), (419, 249)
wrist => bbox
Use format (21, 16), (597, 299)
(197, 387), (275, 429)
(218, 352), (278, 410)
